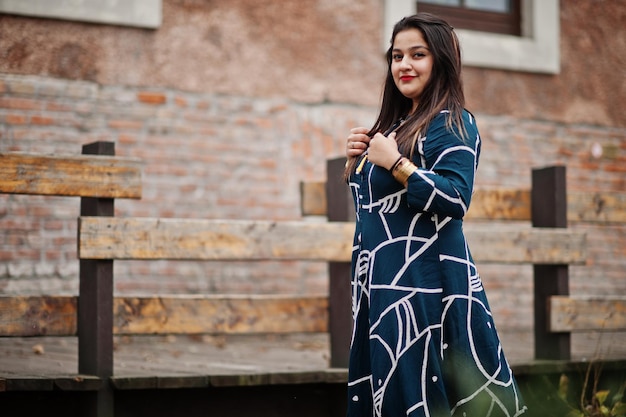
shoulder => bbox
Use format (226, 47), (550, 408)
(427, 110), (478, 141)
(461, 109), (479, 138)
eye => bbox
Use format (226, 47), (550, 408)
(413, 52), (426, 59)
(392, 54), (403, 61)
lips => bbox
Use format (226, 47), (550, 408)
(400, 75), (415, 82)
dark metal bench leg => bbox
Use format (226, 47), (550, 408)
(532, 166), (571, 360)
(79, 142), (116, 416)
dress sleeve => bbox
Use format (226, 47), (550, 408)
(405, 111), (480, 219)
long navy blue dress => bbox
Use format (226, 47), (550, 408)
(347, 110), (527, 417)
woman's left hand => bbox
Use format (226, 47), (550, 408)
(368, 132), (402, 170)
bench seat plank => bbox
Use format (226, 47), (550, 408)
(0, 152), (142, 198)
(78, 217), (587, 264)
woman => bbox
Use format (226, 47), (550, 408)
(344, 13), (527, 417)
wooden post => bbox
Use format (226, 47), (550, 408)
(531, 166), (570, 360)
(326, 157), (354, 368)
(79, 141), (115, 417)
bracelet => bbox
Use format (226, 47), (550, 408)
(392, 157), (417, 186)
(389, 155), (404, 172)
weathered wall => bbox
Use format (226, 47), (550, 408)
(2, 0), (624, 127)
(1, 0), (625, 335)
(464, 0), (626, 128)
(0, 0), (385, 105)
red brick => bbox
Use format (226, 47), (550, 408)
(579, 161), (601, 170)
(108, 119), (144, 130)
(257, 158), (277, 169)
(29, 206), (52, 216)
(118, 134), (137, 145)
(137, 92), (167, 105)
(0, 250), (16, 261)
(604, 163), (626, 173)
(180, 184), (197, 193)
(52, 236), (76, 246)
(4, 114), (27, 124)
(30, 115), (55, 125)
(43, 220), (65, 231)
(45, 101), (74, 112)
(0, 97), (41, 111)
(255, 118), (273, 128)
(269, 104), (288, 113)
(15, 249), (39, 260)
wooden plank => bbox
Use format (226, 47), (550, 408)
(111, 376), (158, 390)
(5, 376), (55, 391)
(300, 183), (533, 220)
(0, 296), (77, 336)
(54, 375), (103, 391)
(300, 182), (626, 224)
(549, 295), (626, 332)
(0, 295), (328, 337)
(208, 373), (271, 387)
(466, 188), (531, 220)
(78, 217), (355, 261)
(79, 217), (586, 264)
(568, 191), (626, 223)
(300, 181), (327, 217)
(466, 224), (586, 264)
(157, 375), (210, 389)
(0, 152), (142, 198)
(112, 295), (328, 334)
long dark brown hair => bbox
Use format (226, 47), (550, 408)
(344, 13), (466, 178)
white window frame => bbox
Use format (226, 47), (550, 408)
(384, 0), (560, 74)
(0, 0), (161, 29)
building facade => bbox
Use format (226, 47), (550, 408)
(1, 0), (625, 339)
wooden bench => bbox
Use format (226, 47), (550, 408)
(0, 142), (142, 398)
(1, 148), (625, 416)
(304, 159), (626, 360)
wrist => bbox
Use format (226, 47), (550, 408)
(391, 157), (417, 187)
(388, 154), (404, 172)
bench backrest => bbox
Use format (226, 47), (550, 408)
(2, 150), (624, 369)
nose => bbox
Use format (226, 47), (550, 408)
(399, 56), (412, 69)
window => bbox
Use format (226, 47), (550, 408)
(0, 0), (162, 29)
(384, 0), (560, 74)
(417, 0), (521, 36)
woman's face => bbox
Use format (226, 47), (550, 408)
(391, 28), (433, 112)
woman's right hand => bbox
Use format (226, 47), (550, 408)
(368, 131), (402, 170)
(346, 127), (371, 158)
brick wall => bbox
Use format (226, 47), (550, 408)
(1, 72), (625, 333)
(1, 0), (625, 333)
(0, 73), (376, 296)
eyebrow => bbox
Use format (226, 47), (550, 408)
(392, 45), (429, 52)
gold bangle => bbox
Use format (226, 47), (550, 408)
(392, 158), (417, 186)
